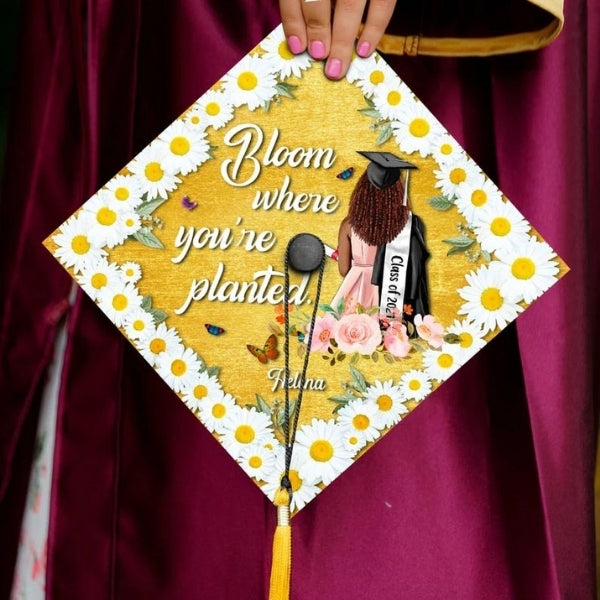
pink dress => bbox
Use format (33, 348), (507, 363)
(331, 229), (379, 313)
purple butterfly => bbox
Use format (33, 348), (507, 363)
(182, 195), (198, 210)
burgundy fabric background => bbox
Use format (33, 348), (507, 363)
(0, 1), (597, 598)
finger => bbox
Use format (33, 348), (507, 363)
(280, 0), (310, 54)
(356, 0), (397, 58)
(325, 0), (367, 79)
(301, 0), (333, 60)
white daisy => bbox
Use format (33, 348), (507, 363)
(76, 258), (122, 301)
(363, 379), (407, 430)
(445, 318), (487, 363)
(458, 261), (524, 335)
(455, 173), (504, 224)
(198, 391), (237, 434)
(262, 450), (321, 513)
(473, 201), (532, 254)
(119, 210), (141, 237)
(183, 107), (209, 132)
(353, 55), (396, 97)
(337, 399), (381, 449)
(237, 442), (277, 482)
(119, 261), (142, 284)
(399, 369), (432, 402)
(180, 370), (222, 412)
(157, 119), (210, 176)
(422, 343), (463, 382)
(260, 24), (312, 79)
(82, 191), (129, 248)
(434, 157), (481, 199)
(123, 308), (155, 341)
(192, 89), (234, 130)
(295, 418), (354, 486)
(219, 406), (275, 460)
(372, 78), (412, 121)
(221, 54), (277, 111)
(97, 281), (142, 327)
(156, 345), (204, 393)
(345, 51), (372, 84)
(127, 142), (181, 200)
(104, 173), (144, 210)
(340, 427), (368, 455)
(495, 237), (560, 304)
(432, 133), (466, 166)
(52, 213), (107, 274)
(392, 98), (444, 157)
(136, 322), (184, 366)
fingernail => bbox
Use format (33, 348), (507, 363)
(325, 58), (342, 79)
(356, 41), (371, 57)
(287, 35), (302, 54)
(309, 40), (326, 59)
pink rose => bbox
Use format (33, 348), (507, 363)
(333, 313), (382, 355)
(383, 323), (411, 358)
(414, 314), (444, 348)
(308, 313), (338, 352)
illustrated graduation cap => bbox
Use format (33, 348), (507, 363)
(357, 150), (417, 205)
(42, 25), (565, 600)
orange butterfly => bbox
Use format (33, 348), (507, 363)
(247, 334), (279, 364)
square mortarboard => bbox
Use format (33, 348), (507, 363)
(357, 151), (417, 189)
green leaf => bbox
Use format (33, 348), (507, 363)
(481, 250), (492, 262)
(428, 195), (455, 211)
(206, 365), (220, 378)
(444, 333), (462, 344)
(136, 197), (167, 217)
(149, 308), (168, 324)
(336, 298), (345, 316)
(364, 96), (375, 108)
(141, 295), (152, 311)
(256, 394), (271, 414)
(328, 393), (356, 403)
(349, 365), (368, 394)
(371, 351), (379, 362)
(319, 303), (338, 316)
(275, 82), (297, 99)
(263, 100), (271, 112)
(383, 352), (395, 364)
(447, 244), (472, 256)
(350, 353), (359, 365)
(358, 107), (382, 119)
(132, 228), (164, 249)
(443, 235), (475, 248)
(376, 123), (393, 145)
(337, 352), (346, 362)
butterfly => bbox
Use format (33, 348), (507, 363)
(247, 334), (279, 364)
(205, 323), (225, 335)
(181, 195), (198, 210)
(336, 167), (354, 180)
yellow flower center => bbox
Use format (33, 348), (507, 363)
(170, 136), (190, 156)
(149, 338), (166, 354)
(387, 90), (401, 106)
(352, 414), (370, 431)
(409, 117), (430, 138)
(376, 394), (393, 411)
(288, 469), (302, 492)
(97, 207), (116, 226)
(511, 257), (536, 280)
(310, 439), (334, 462)
(248, 455), (262, 469)
(194, 384), (208, 400)
(348, 436), (359, 446)
(125, 217), (135, 227)
(112, 293), (128, 311)
(440, 143), (453, 155)
(490, 217), (511, 236)
(481, 287), (503, 311)
(71, 234), (90, 255)
(190, 115), (201, 124)
(91, 273), (107, 289)
(369, 70), (384, 84)
(459, 332), (473, 348)
(408, 380), (421, 391)
(450, 167), (466, 184)
(238, 71), (258, 91)
(278, 40), (294, 60)
(145, 161), (164, 182)
(132, 319), (145, 332)
(171, 358), (187, 376)
(125, 268), (134, 277)
(471, 189), (487, 207)
(235, 424), (255, 444)
(115, 186), (129, 201)
(437, 353), (454, 369)
(212, 403), (226, 419)
(205, 102), (221, 116)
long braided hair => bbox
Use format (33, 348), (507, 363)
(348, 171), (410, 246)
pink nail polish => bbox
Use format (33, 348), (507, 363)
(357, 41), (371, 57)
(325, 58), (342, 79)
(287, 36), (302, 55)
(309, 40), (326, 59)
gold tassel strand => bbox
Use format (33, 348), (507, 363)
(268, 487), (291, 600)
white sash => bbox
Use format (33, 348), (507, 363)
(380, 213), (412, 318)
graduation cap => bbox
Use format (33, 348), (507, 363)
(357, 151), (417, 190)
